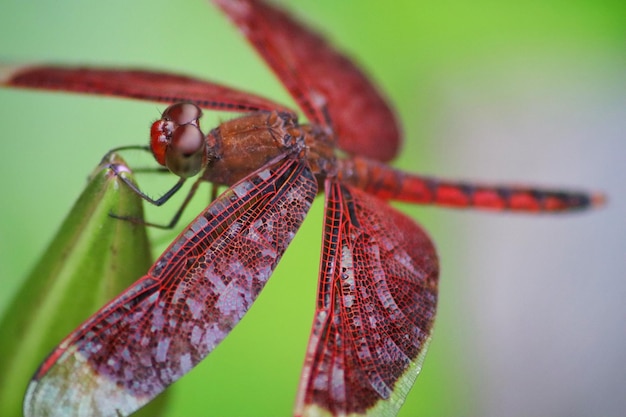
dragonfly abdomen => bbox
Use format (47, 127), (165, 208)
(338, 156), (603, 212)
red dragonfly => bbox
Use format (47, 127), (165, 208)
(2, 0), (602, 416)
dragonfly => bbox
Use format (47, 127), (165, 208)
(1, 0), (602, 416)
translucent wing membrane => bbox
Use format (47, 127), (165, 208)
(296, 181), (439, 416)
(213, 0), (401, 161)
(0, 64), (293, 113)
(24, 154), (317, 417)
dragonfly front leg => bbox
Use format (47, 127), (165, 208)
(101, 146), (197, 229)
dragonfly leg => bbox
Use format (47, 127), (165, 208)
(111, 166), (187, 207)
(101, 145), (186, 206)
(100, 145), (151, 163)
(209, 183), (220, 204)
(109, 176), (204, 230)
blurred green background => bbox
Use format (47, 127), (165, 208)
(0, 1), (624, 416)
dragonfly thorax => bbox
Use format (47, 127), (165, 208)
(202, 109), (336, 187)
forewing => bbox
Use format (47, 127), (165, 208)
(296, 181), (439, 417)
(213, 0), (401, 161)
(23, 154), (317, 417)
(0, 64), (293, 113)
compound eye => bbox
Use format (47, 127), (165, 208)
(165, 124), (206, 178)
(150, 119), (172, 166)
(150, 102), (204, 170)
(162, 102), (202, 126)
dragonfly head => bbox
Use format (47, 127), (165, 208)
(150, 102), (207, 178)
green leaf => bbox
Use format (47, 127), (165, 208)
(0, 153), (167, 416)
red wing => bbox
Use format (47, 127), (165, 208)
(296, 180), (439, 416)
(23, 153), (317, 417)
(0, 64), (293, 113)
(214, 0), (401, 161)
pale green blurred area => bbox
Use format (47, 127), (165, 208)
(0, 1), (624, 416)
